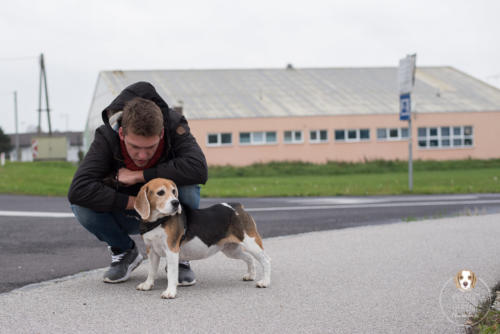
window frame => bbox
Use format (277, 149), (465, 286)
(335, 128), (371, 142)
(283, 130), (304, 144)
(239, 131), (278, 145)
(417, 125), (474, 149)
(206, 132), (233, 147)
(309, 129), (329, 144)
(376, 127), (409, 141)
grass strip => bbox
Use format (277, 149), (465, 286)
(467, 282), (500, 333)
(201, 169), (500, 197)
(0, 160), (499, 197)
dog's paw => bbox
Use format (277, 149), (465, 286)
(256, 280), (270, 288)
(136, 281), (154, 291)
(242, 273), (256, 281)
(161, 288), (177, 299)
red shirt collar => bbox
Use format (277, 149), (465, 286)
(120, 137), (165, 171)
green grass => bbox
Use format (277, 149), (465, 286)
(468, 283), (500, 333)
(208, 159), (500, 177)
(472, 309), (500, 334)
(0, 159), (500, 197)
(201, 169), (500, 197)
(0, 161), (76, 196)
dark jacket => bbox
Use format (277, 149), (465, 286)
(68, 81), (208, 212)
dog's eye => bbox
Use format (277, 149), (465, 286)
(172, 188), (177, 195)
(459, 276), (463, 280)
(157, 190), (165, 196)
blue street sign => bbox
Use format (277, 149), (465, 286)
(400, 93), (411, 121)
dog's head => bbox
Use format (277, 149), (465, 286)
(134, 178), (182, 222)
(454, 270), (477, 291)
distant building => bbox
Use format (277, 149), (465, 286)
(8, 132), (83, 162)
(85, 67), (500, 166)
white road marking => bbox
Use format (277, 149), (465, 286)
(244, 199), (500, 212)
(286, 195), (479, 205)
(1, 199), (500, 218)
(0, 211), (74, 218)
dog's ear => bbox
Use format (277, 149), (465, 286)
(454, 272), (461, 289)
(135, 186), (151, 220)
(471, 272), (477, 288)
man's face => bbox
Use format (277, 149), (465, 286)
(119, 127), (163, 167)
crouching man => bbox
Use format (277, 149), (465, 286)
(68, 81), (207, 285)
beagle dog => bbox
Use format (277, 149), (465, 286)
(454, 270), (477, 291)
(134, 178), (271, 299)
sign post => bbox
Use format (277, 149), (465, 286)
(31, 139), (38, 160)
(398, 54), (416, 191)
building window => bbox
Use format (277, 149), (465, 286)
(284, 130), (303, 144)
(266, 131), (277, 143)
(335, 130), (345, 141)
(360, 129), (370, 140)
(310, 129), (328, 143)
(417, 126), (473, 149)
(239, 131), (278, 145)
(207, 133), (232, 146)
(376, 127), (409, 141)
(239, 132), (251, 144)
(335, 128), (370, 142)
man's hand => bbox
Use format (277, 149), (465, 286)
(126, 196), (136, 210)
(117, 168), (145, 186)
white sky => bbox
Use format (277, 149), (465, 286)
(1, 0), (499, 134)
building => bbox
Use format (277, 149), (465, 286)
(85, 67), (500, 166)
(8, 132), (83, 162)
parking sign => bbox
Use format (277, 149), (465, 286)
(400, 93), (411, 120)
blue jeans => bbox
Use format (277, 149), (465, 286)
(71, 185), (200, 252)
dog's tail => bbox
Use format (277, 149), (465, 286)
(230, 203), (264, 250)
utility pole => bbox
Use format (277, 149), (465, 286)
(38, 53), (52, 135)
(14, 91), (20, 161)
(398, 54), (417, 192)
(408, 106), (413, 191)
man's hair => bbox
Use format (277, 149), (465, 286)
(121, 97), (163, 136)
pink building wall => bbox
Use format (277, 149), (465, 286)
(188, 111), (500, 166)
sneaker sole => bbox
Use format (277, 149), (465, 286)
(178, 279), (196, 287)
(103, 253), (144, 284)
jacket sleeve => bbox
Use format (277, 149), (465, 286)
(143, 116), (208, 186)
(67, 127), (129, 212)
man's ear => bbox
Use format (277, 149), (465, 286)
(118, 127), (125, 141)
(134, 186), (150, 220)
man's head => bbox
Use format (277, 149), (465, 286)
(119, 97), (164, 167)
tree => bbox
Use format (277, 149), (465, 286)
(0, 127), (12, 154)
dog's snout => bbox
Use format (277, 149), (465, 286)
(463, 282), (468, 287)
(171, 200), (180, 208)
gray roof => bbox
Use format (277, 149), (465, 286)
(86, 66), (500, 134)
(7, 132), (83, 148)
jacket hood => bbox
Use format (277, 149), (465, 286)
(101, 81), (170, 132)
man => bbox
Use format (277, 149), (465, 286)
(68, 81), (207, 285)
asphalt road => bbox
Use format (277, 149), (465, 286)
(1, 193), (500, 293)
(2, 213), (500, 333)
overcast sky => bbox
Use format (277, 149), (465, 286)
(1, 0), (499, 134)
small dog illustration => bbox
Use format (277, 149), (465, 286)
(454, 270), (477, 291)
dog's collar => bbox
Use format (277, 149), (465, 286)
(139, 215), (171, 235)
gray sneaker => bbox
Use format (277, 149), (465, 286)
(103, 244), (143, 283)
(165, 261), (196, 286)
